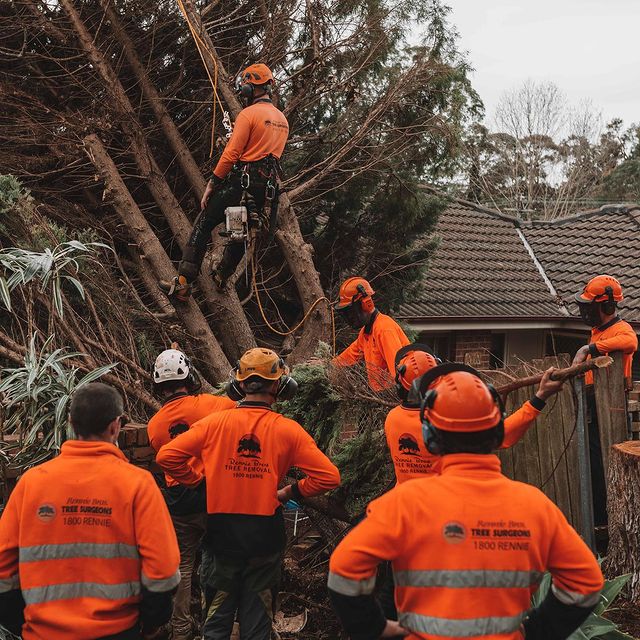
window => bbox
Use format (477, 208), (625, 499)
(489, 333), (505, 369)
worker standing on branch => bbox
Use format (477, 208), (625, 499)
(328, 364), (604, 640)
(333, 277), (410, 391)
(161, 63), (289, 300)
(147, 348), (236, 640)
(572, 275), (638, 526)
(0, 383), (180, 640)
(156, 348), (340, 640)
(387, 345), (565, 482)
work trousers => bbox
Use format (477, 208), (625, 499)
(201, 551), (282, 640)
(180, 166), (271, 283)
(171, 511), (207, 640)
(586, 388), (607, 526)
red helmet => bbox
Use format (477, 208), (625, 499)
(575, 275), (623, 304)
(396, 351), (439, 391)
(335, 277), (374, 311)
(424, 371), (502, 433)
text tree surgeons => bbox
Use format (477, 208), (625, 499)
(333, 276), (410, 391)
(328, 363), (603, 640)
(162, 63), (289, 301)
(0, 383), (181, 640)
(147, 347), (235, 640)
(156, 348), (340, 640)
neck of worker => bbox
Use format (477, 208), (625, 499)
(76, 424), (119, 445)
(161, 386), (190, 404)
(597, 311), (618, 329)
(251, 90), (271, 104)
(242, 392), (276, 407)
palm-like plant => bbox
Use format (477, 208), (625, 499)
(0, 334), (116, 468)
(0, 240), (110, 316)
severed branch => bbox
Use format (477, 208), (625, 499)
(493, 355), (613, 397)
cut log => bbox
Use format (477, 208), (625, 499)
(603, 441), (640, 602)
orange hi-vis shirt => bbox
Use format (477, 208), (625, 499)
(584, 317), (637, 385)
(157, 403), (340, 555)
(328, 454), (603, 640)
(0, 441), (180, 640)
(385, 399), (545, 484)
(213, 100), (289, 180)
(147, 393), (236, 487)
(334, 312), (410, 391)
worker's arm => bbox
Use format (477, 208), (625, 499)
(156, 422), (208, 487)
(328, 490), (406, 640)
(501, 368), (563, 448)
(134, 474), (181, 633)
(378, 329), (410, 379)
(334, 337), (364, 367)
(589, 328), (638, 357)
(280, 426), (340, 502)
(0, 480), (26, 636)
(212, 111), (252, 180)
(524, 504), (603, 640)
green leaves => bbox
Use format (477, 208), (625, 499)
(0, 240), (112, 317)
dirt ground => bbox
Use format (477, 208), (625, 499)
(605, 597), (640, 637)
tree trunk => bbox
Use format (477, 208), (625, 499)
(99, 0), (207, 197)
(83, 134), (230, 380)
(603, 441), (640, 601)
(174, 0), (331, 361)
(59, 0), (255, 361)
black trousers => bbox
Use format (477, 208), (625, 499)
(180, 166), (270, 283)
(586, 388), (607, 526)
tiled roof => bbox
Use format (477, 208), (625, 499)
(399, 204), (562, 319)
(398, 200), (640, 322)
(523, 206), (640, 322)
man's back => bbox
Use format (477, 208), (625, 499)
(0, 440), (180, 640)
(329, 454), (602, 639)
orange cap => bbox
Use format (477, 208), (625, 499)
(240, 63), (273, 86)
(397, 351), (439, 391)
(575, 275), (623, 304)
(426, 372), (502, 432)
(236, 348), (287, 382)
(335, 277), (374, 310)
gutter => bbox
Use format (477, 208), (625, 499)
(515, 228), (570, 317)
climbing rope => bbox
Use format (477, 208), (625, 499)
(251, 255), (336, 355)
(175, 0), (232, 156)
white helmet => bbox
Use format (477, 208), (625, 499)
(153, 349), (191, 383)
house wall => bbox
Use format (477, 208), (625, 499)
(505, 330), (545, 365)
(453, 331), (492, 369)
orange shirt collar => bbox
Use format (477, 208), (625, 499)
(438, 453), (502, 476)
(61, 439), (128, 461)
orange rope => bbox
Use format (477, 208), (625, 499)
(251, 255), (336, 355)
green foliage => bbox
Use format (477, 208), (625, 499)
(531, 572), (634, 640)
(0, 334), (117, 468)
(0, 240), (111, 316)
(0, 175), (25, 215)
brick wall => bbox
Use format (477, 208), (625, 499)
(453, 331), (492, 369)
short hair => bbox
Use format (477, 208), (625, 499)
(437, 424), (504, 455)
(153, 378), (196, 398)
(241, 375), (277, 394)
(70, 382), (123, 438)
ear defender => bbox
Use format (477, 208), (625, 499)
(225, 363), (246, 401)
(276, 375), (298, 401)
(240, 82), (255, 101)
(354, 283), (375, 313)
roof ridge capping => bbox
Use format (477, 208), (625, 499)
(525, 203), (640, 227)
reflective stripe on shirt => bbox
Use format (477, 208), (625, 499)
(20, 542), (139, 563)
(23, 581), (141, 605)
(552, 583), (601, 607)
(327, 571), (376, 596)
(141, 569), (181, 593)
(399, 610), (526, 637)
(394, 568), (543, 589)
(0, 574), (20, 593)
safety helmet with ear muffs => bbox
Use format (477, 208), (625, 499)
(412, 363), (505, 455)
(225, 347), (297, 401)
(335, 277), (375, 313)
(237, 63), (274, 102)
(394, 343), (441, 403)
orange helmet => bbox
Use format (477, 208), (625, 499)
(240, 63), (273, 86)
(235, 348), (287, 382)
(335, 277), (374, 311)
(575, 275), (623, 304)
(418, 366), (503, 433)
(395, 345), (440, 392)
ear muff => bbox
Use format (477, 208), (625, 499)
(276, 375), (298, 401)
(225, 363), (245, 401)
(601, 285), (616, 315)
(240, 82), (255, 101)
(413, 363), (506, 452)
(355, 283), (374, 313)
(393, 343), (442, 402)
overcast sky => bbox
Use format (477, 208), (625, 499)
(446, 0), (640, 129)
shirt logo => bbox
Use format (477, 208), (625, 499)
(443, 521), (466, 544)
(169, 422), (189, 439)
(398, 433), (420, 456)
(237, 433), (261, 458)
(37, 503), (56, 523)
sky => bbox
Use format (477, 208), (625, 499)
(446, 0), (640, 129)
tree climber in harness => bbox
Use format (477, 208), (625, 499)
(161, 63), (289, 301)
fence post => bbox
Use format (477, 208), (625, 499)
(575, 377), (596, 551)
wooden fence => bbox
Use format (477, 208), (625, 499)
(486, 352), (628, 534)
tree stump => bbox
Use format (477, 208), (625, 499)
(603, 441), (640, 601)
